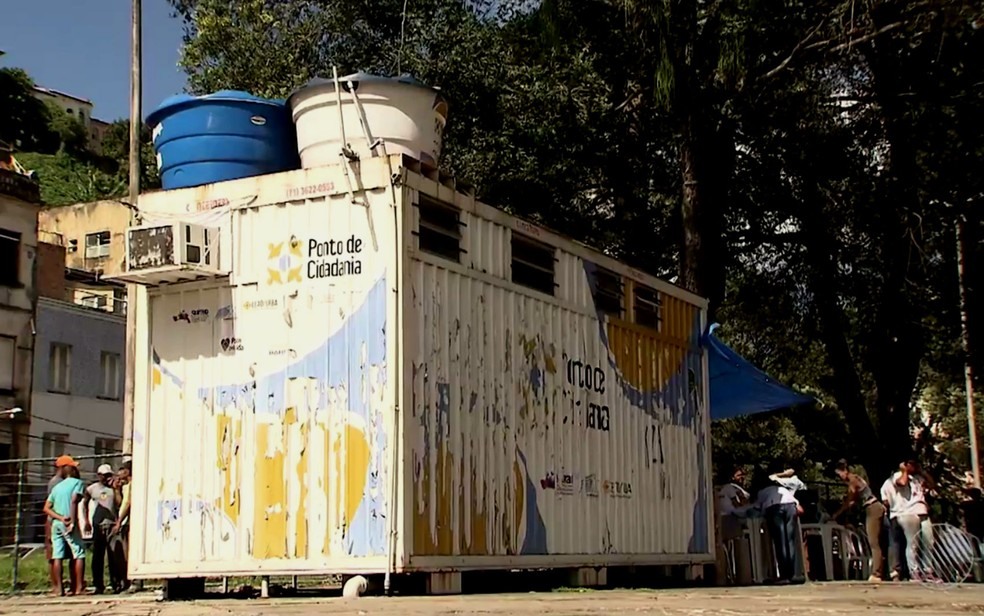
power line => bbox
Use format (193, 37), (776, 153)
(0, 427), (122, 453)
(31, 415), (122, 438)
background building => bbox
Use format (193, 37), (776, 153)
(38, 199), (132, 280)
(0, 146), (40, 460)
(31, 85), (110, 154)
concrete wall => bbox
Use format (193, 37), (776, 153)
(0, 189), (38, 458)
(38, 200), (131, 277)
(29, 297), (125, 476)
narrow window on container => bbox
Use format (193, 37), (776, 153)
(511, 233), (556, 295)
(634, 284), (662, 329)
(415, 194), (463, 262)
(591, 267), (624, 317)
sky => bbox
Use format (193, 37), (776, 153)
(0, 0), (187, 122)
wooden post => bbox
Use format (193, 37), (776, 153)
(123, 0), (141, 456)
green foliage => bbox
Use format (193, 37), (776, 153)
(43, 101), (88, 156)
(0, 68), (58, 153)
(100, 120), (161, 192)
(15, 152), (125, 206)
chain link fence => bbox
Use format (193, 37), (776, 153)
(0, 451), (127, 592)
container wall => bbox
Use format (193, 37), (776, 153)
(131, 176), (398, 575)
(403, 186), (711, 567)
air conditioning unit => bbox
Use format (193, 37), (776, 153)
(113, 222), (226, 285)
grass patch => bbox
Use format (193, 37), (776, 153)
(0, 551), (51, 593)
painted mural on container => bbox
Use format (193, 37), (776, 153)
(144, 216), (390, 563)
(408, 257), (708, 558)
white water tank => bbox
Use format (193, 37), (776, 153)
(288, 73), (448, 168)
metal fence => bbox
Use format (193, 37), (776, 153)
(0, 451), (127, 592)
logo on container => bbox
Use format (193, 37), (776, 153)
(603, 480), (633, 499)
(581, 474), (600, 498)
(541, 472), (575, 496)
(266, 236), (304, 285)
(172, 308), (209, 323)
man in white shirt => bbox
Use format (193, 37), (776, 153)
(881, 474), (909, 580)
(755, 470), (803, 584)
(893, 460), (935, 580)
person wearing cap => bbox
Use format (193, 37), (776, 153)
(83, 464), (122, 594)
(43, 455), (86, 596)
(832, 459), (886, 581)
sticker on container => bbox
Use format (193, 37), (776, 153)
(156, 152), (163, 171)
(250, 115), (267, 126)
(151, 122), (163, 143)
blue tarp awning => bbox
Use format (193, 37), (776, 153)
(706, 325), (815, 421)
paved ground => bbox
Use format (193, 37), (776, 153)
(2, 583), (984, 616)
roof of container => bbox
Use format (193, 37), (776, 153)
(287, 72), (440, 106)
(147, 90), (287, 127)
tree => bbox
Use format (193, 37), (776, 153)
(43, 101), (89, 156)
(0, 67), (58, 153)
(167, 0), (984, 491)
(100, 119), (161, 193)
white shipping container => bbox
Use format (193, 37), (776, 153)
(124, 155), (712, 584)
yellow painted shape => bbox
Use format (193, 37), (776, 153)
(606, 296), (698, 391)
(287, 267), (303, 283)
(214, 415), (242, 527)
(267, 269), (282, 285)
(152, 368), (162, 388)
(253, 423), (288, 559)
(288, 237), (303, 257)
(328, 425), (371, 545)
(268, 242), (283, 259)
(293, 412), (309, 559)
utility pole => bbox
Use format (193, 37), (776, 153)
(957, 213), (980, 488)
(123, 0), (142, 455)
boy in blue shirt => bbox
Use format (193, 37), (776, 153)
(43, 456), (86, 596)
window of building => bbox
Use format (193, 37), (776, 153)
(94, 437), (121, 468)
(415, 194), (462, 262)
(511, 233), (556, 295)
(100, 352), (121, 400)
(0, 336), (14, 393)
(591, 267), (624, 317)
(82, 294), (108, 310)
(633, 284), (662, 330)
(0, 229), (21, 287)
(41, 432), (69, 461)
(85, 231), (111, 259)
(49, 343), (71, 394)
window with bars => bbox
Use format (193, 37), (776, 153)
(415, 194), (462, 262)
(511, 233), (556, 295)
(85, 231), (111, 259)
(42, 432), (69, 460)
(95, 437), (121, 469)
(633, 284), (662, 330)
(591, 267), (624, 317)
(0, 336), (13, 393)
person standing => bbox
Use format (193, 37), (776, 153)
(894, 460), (936, 580)
(716, 466), (750, 583)
(83, 464), (121, 594)
(832, 460), (887, 581)
(881, 472), (909, 581)
(754, 470), (803, 584)
(111, 458), (134, 592)
(42, 456), (86, 596)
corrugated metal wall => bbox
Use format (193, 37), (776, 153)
(134, 186), (397, 573)
(405, 186), (711, 565)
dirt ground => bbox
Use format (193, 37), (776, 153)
(2, 583), (984, 616)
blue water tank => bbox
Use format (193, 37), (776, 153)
(147, 90), (300, 190)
